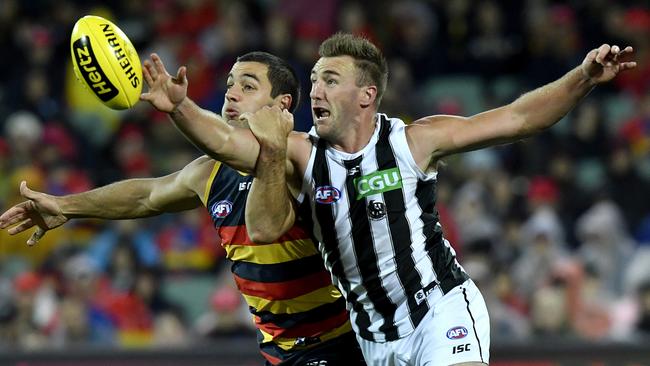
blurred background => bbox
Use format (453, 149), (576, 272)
(1, 0), (650, 364)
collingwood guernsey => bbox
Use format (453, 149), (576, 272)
(298, 113), (469, 342)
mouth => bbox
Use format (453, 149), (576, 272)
(224, 107), (240, 120)
(312, 107), (331, 122)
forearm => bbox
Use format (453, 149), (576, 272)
(170, 98), (259, 172)
(58, 179), (163, 219)
(246, 145), (295, 243)
(511, 66), (596, 135)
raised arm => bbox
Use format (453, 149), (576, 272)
(0, 156), (212, 245)
(243, 107), (302, 243)
(140, 53), (260, 172)
(408, 44), (637, 169)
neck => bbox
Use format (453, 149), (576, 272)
(330, 112), (377, 153)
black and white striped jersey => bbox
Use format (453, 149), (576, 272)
(297, 113), (469, 342)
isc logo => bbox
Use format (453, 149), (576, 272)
(211, 200), (233, 218)
(315, 186), (341, 204)
(446, 326), (468, 340)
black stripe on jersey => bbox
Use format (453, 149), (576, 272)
(206, 165), (251, 226)
(414, 179), (468, 294)
(312, 138), (374, 341)
(376, 114), (430, 331)
(463, 287), (484, 363)
(253, 296), (347, 328)
(344, 152), (398, 341)
(231, 254), (326, 283)
(259, 336), (288, 363)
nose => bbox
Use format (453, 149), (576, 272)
(310, 80), (324, 101)
(225, 88), (240, 102)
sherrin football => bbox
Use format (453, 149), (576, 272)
(70, 15), (142, 110)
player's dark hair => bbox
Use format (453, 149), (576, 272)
(237, 52), (300, 112)
(319, 33), (388, 106)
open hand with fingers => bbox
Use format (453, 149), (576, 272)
(581, 44), (637, 84)
(0, 181), (68, 246)
(140, 53), (188, 113)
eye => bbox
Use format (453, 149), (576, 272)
(226, 82), (234, 89)
(326, 78), (337, 86)
(243, 84), (256, 91)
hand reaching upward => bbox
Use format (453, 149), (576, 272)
(140, 53), (188, 113)
(581, 44), (637, 84)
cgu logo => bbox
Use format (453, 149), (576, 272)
(315, 186), (341, 204)
(354, 167), (403, 200)
(212, 200), (233, 218)
(446, 326), (468, 340)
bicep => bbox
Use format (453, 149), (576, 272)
(410, 106), (524, 164)
(147, 157), (213, 212)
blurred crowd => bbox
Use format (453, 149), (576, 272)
(1, 0), (650, 351)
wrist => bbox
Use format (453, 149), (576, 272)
(258, 142), (288, 160)
(171, 97), (189, 115)
(53, 196), (71, 218)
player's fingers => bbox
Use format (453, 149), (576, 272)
(0, 212), (28, 228)
(145, 57), (158, 79)
(143, 64), (154, 87)
(0, 206), (24, 227)
(620, 62), (638, 71)
(281, 109), (293, 120)
(174, 66), (187, 84)
(595, 44), (611, 65)
(151, 54), (167, 75)
(27, 227), (46, 246)
(20, 181), (38, 201)
(584, 48), (598, 64)
(8, 219), (35, 235)
(139, 92), (151, 101)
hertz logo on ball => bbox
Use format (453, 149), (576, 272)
(70, 15), (142, 110)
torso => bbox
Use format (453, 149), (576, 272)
(202, 162), (352, 364)
(299, 113), (469, 342)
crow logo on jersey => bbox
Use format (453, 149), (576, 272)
(367, 200), (387, 220)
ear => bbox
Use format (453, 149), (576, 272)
(360, 86), (377, 108)
(276, 94), (293, 111)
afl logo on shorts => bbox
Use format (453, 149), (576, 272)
(211, 200), (233, 218)
(446, 326), (468, 340)
(315, 186), (341, 204)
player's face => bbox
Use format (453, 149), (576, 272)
(222, 61), (277, 128)
(310, 56), (365, 140)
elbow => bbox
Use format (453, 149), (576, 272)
(247, 227), (281, 244)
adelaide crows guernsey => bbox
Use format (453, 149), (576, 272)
(202, 162), (352, 364)
(299, 114), (469, 343)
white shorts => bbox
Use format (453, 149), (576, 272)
(357, 279), (490, 366)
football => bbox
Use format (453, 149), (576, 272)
(70, 15), (142, 110)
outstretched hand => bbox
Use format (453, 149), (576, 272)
(0, 181), (68, 246)
(241, 106), (294, 151)
(140, 53), (188, 113)
(581, 44), (636, 84)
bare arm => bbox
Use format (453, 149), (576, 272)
(140, 54), (260, 172)
(0, 156), (212, 245)
(243, 107), (299, 243)
(407, 44), (637, 169)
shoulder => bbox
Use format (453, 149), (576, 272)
(179, 155), (220, 196)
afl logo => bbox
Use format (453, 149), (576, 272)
(446, 326), (468, 340)
(211, 200), (233, 218)
(315, 186), (341, 204)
